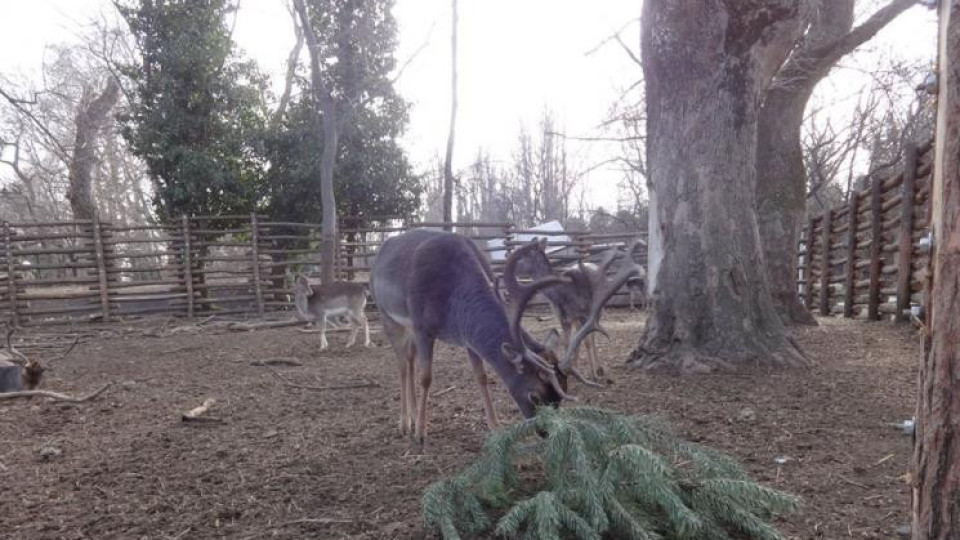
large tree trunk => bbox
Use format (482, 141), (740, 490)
(294, 0), (339, 284)
(756, 0), (915, 325)
(912, 2), (960, 536)
(628, 0), (808, 372)
(67, 78), (120, 221)
(442, 0), (458, 230)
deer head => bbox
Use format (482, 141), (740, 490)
(2, 327), (78, 391)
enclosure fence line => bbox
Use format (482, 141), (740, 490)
(0, 216), (647, 327)
(798, 140), (934, 321)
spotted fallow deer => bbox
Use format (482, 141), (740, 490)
(512, 238), (645, 380)
(371, 229), (600, 443)
(293, 276), (371, 350)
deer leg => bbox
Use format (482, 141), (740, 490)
(413, 335), (436, 445)
(319, 313), (330, 350)
(467, 349), (498, 429)
(382, 318), (414, 435)
(587, 333), (603, 378)
(360, 313), (371, 347)
(345, 314), (359, 348)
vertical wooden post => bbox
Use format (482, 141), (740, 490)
(895, 143), (919, 321)
(867, 175), (884, 320)
(3, 223), (19, 327)
(181, 216), (195, 318)
(843, 195), (860, 318)
(249, 213), (265, 318)
(803, 217), (817, 310)
(91, 213), (111, 322)
(819, 209), (833, 316)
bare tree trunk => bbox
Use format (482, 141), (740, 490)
(629, 0), (807, 372)
(646, 182), (662, 296)
(294, 0), (339, 284)
(442, 0), (458, 231)
(912, 2), (960, 536)
(67, 78), (119, 221)
(756, 0), (915, 325)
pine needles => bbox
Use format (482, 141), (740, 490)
(421, 406), (799, 540)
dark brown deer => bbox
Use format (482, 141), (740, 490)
(371, 229), (596, 443)
(512, 238), (645, 379)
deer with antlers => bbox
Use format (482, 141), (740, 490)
(0, 328), (77, 392)
(371, 229), (614, 443)
(511, 238), (646, 380)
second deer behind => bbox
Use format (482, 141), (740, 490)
(293, 276), (371, 350)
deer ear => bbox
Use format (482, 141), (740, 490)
(295, 275), (314, 297)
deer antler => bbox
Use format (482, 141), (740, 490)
(502, 240), (568, 346)
(4, 327), (28, 366)
(502, 240), (573, 399)
(561, 240), (645, 382)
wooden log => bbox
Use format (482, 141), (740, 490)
(895, 143), (918, 321)
(3, 223), (19, 326)
(867, 175), (884, 320)
(182, 216), (195, 318)
(249, 213), (265, 318)
(803, 217), (817, 310)
(843, 194), (860, 317)
(819, 210), (833, 315)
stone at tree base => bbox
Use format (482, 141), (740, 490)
(0, 360), (23, 392)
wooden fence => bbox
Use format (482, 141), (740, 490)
(0, 216), (646, 327)
(798, 141), (934, 321)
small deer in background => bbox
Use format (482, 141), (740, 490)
(512, 238), (645, 380)
(293, 276), (371, 350)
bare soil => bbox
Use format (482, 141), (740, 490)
(0, 311), (921, 539)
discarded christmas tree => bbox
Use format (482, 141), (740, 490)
(422, 407), (799, 539)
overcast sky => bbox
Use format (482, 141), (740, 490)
(0, 0), (940, 212)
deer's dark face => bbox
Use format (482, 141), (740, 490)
(21, 359), (44, 390)
(502, 330), (568, 418)
(513, 239), (553, 280)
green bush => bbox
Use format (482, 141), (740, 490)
(422, 407), (799, 540)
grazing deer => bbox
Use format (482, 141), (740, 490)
(0, 328), (77, 392)
(293, 276), (371, 350)
(512, 238), (645, 380)
(371, 229), (599, 443)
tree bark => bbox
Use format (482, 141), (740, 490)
(628, 0), (808, 372)
(442, 0), (458, 230)
(756, 0), (916, 325)
(912, 2), (960, 536)
(67, 78), (120, 221)
(293, 0), (339, 284)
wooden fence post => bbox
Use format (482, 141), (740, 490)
(181, 216), (195, 318)
(843, 195), (860, 318)
(895, 143), (918, 321)
(3, 223), (19, 326)
(91, 213), (111, 322)
(803, 217), (817, 310)
(819, 209), (833, 316)
(867, 176), (884, 320)
(249, 213), (265, 318)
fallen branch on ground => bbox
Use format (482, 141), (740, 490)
(229, 319), (303, 331)
(181, 398), (223, 423)
(250, 357), (303, 367)
(0, 383), (113, 403)
(263, 364), (379, 391)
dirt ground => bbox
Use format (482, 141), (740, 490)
(0, 311), (922, 539)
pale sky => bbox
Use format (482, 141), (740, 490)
(0, 0), (940, 212)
